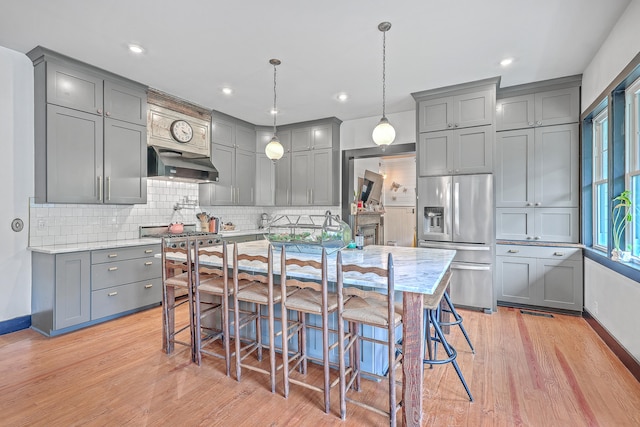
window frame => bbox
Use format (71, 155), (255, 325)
(592, 108), (609, 252)
(625, 76), (640, 261)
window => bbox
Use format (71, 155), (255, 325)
(593, 108), (609, 250)
(626, 76), (640, 258)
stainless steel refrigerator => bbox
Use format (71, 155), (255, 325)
(417, 173), (495, 312)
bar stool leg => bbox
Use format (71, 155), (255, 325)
(443, 292), (475, 353)
(429, 309), (473, 402)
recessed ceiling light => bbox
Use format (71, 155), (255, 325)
(337, 93), (348, 102)
(222, 87), (233, 95)
(500, 58), (513, 67)
(128, 44), (145, 54)
(270, 108), (278, 115)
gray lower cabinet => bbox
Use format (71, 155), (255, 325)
(29, 47), (148, 205)
(31, 244), (161, 336)
(32, 252), (91, 335)
(496, 244), (583, 312)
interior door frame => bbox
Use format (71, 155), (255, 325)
(341, 143), (416, 222)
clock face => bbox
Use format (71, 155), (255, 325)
(170, 120), (193, 143)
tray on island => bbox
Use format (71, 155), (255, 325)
(265, 212), (351, 254)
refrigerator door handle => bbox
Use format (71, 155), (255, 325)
(454, 181), (460, 236)
(451, 262), (491, 271)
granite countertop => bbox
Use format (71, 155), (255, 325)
(497, 240), (585, 249)
(193, 240), (456, 295)
(28, 238), (162, 254)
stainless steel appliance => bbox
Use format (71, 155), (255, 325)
(417, 174), (495, 312)
(139, 224), (221, 248)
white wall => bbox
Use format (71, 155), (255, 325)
(581, 0), (640, 112)
(340, 110), (415, 150)
(584, 259), (640, 361)
(581, 0), (640, 361)
(0, 47), (34, 323)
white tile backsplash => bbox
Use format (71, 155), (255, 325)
(29, 179), (339, 246)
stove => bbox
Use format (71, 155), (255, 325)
(140, 225), (222, 248)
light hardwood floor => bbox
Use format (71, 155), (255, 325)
(1, 305), (639, 426)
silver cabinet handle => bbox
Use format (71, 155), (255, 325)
(251, 187), (254, 203)
(447, 123), (453, 128)
(106, 111), (111, 117)
(508, 249), (519, 253)
(97, 108), (103, 115)
(108, 266), (118, 271)
(108, 253), (118, 258)
(454, 123), (459, 128)
(106, 176), (111, 201)
(535, 202), (541, 206)
(536, 121), (542, 126)
(310, 188), (313, 204)
(526, 236), (532, 240)
(526, 203), (533, 206)
(97, 176), (103, 201)
(108, 291), (118, 297)
(553, 252), (564, 256)
(454, 169), (459, 173)
(144, 261), (153, 266)
(534, 236), (541, 240)
(528, 122), (534, 126)
(144, 249), (153, 254)
(144, 284), (153, 289)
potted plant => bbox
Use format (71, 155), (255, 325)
(612, 190), (633, 262)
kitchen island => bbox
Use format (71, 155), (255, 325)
(167, 240), (455, 426)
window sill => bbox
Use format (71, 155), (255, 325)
(583, 247), (640, 283)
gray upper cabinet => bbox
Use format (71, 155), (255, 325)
(291, 124), (333, 151)
(418, 88), (494, 132)
(29, 47), (148, 205)
(274, 151), (291, 205)
(418, 126), (493, 176)
(496, 87), (579, 131)
(255, 153), (275, 206)
(496, 124), (579, 208)
(205, 113), (256, 206)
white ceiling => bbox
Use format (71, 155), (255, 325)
(0, 0), (631, 126)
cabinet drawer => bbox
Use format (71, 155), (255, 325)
(91, 257), (160, 290)
(91, 245), (160, 264)
(91, 278), (161, 320)
(497, 244), (581, 261)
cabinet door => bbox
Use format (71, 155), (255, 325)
(46, 104), (103, 203)
(255, 154), (275, 206)
(235, 124), (256, 152)
(536, 259), (583, 311)
(534, 124), (579, 207)
(496, 94), (535, 131)
(198, 183), (214, 206)
(209, 143), (235, 204)
(535, 87), (579, 126)
(534, 208), (579, 243)
(46, 62), (103, 115)
(55, 252), (91, 329)
(103, 80), (147, 126)
(496, 255), (536, 305)
(291, 127), (312, 152)
(291, 151), (311, 205)
(418, 97), (453, 132)
(104, 120), (147, 204)
(311, 124), (332, 149)
(235, 148), (256, 205)
(453, 89), (493, 128)
(496, 208), (535, 241)
(453, 126), (493, 174)
(212, 117), (235, 147)
(418, 130), (451, 176)
(495, 129), (534, 207)
(309, 149), (333, 205)
(275, 152), (291, 205)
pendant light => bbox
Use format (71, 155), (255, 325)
(265, 58), (284, 161)
(372, 21), (395, 149)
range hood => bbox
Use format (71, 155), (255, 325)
(147, 146), (218, 183)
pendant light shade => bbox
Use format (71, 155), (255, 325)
(266, 58), (284, 161)
(372, 21), (395, 150)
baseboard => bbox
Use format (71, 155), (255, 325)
(0, 315), (31, 335)
(583, 310), (640, 383)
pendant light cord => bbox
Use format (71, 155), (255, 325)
(273, 63), (278, 136)
(382, 29), (386, 118)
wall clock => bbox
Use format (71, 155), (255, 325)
(170, 119), (193, 143)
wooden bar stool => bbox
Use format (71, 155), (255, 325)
(232, 243), (282, 392)
(161, 236), (194, 358)
(336, 251), (403, 425)
(423, 269), (473, 401)
(192, 240), (234, 375)
(280, 246), (338, 414)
